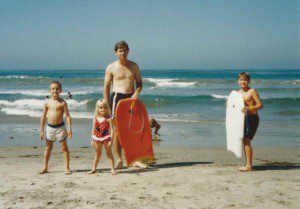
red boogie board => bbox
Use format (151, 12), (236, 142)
(115, 98), (155, 165)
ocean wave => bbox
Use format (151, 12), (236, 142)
(0, 99), (88, 109)
(211, 94), (228, 99)
(145, 78), (196, 88)
(0, 88), (100, 96)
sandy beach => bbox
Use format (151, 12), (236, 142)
(0, 145), (299, 209)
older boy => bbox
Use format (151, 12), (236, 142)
(238, 72), (263, 172)
(40, 81), (72, 175)
(103, 41), (147, 169)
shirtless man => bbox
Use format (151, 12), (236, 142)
(237, 72), (263, 172)
(40, 81), (72, 174)
(103, 41), (147, 169)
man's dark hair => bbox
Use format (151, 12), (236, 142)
(114, 41), (129, 51)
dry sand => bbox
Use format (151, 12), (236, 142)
(0, 145), (299, 209)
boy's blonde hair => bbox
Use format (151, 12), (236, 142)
(94, 99), (111, 117)
(50, 81), (62, 89)
(238, 72), (250, 81)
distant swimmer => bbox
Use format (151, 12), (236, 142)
(67, 92), (73, 99)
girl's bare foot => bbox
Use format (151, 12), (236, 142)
(88, 170), (97, 175)
(111, 169), (117, 175)
(133, 161), (148, 169)
(39, 168), (48, 175)
(116, 160), (124, 169)
(238, 166), (253, 172)
(65, 170), (72, 175)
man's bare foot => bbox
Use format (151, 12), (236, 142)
(65, 170), (72, 175)
(39, 168), (48, 175)
(133, 161), (148, 169)
(111, 169), (117, 175)
(238, 166), (253, 172)
(88, 170), (97, 175)
(116, 160), (124, 169)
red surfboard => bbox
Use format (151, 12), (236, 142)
(115, 98), (155, 165)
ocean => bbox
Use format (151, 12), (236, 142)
(0, 69), (299, 147)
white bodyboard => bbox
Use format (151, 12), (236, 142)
(226, 90), (245, 158)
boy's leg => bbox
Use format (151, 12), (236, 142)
(239, 138), (253, 171)
(60, 139), (71, 175)
(89, 142), (102, 174)
(39, 140), (53, 174)
(104, 142), (116, 175)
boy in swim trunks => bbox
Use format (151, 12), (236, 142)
(238, 72), (263, 172)
(39, 81), (72, 175)
(103, 41), (148, 169)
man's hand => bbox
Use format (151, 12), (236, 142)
(131, 92), (139, 100)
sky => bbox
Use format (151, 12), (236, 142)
(0, 0), (299, 70)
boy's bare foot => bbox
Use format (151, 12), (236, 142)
(65, 170), (72, 175)
(39, 168), (48, 175)
(133, 161), (148, 169)
(116, 160), (124, 169)
(111, 169), (117, 175)
(238, 166), (253, 172)
(88, 170), (97, 175)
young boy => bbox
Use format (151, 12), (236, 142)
(40, 81), (72, 175)
(238, 72), (263, 172)
(150, 118), (161, 141)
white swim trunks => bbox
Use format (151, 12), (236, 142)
(46, 122), (68, 142)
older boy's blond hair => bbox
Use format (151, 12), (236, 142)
(238, 72), (250, 81)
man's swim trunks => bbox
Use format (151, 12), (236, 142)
(92, 117), (111, 144)
(46, 122), (68, 142)
(110, 92), (133, 119)
(244, 114), (259, 140)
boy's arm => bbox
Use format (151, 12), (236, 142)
(40, 102), (48, 140)
(250, 89), (263, 111)
(103, 66), (112, 104)
(63, 102), (72, 139)
(132, 64), (142, 100)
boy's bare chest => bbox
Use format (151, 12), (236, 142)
(240, 91), (253, 103)
(48, 102), (64, 112)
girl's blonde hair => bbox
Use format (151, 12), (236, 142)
(94, 99), (111, 117)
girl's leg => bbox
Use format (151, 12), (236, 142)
(39, 140), (53, 174)
(61, 139), (71, 175)
(239, 138), (253, 171)
(89, 142), (102, 174)
(104, 142), (117, 175)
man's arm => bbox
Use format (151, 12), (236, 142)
(132, 64), (142, 100)
(63, 102), (72, 139)
(40, 102), (48, 140)
(103, 66), (113, 103)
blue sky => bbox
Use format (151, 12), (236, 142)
(0, 0), (299, 70)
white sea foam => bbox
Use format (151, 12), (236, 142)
(0, 99), (88, 110)
(0, 88), (99, 96)
(146, 78), (196, 87)
(211, 94), (228, 99)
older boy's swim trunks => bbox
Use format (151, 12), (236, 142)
(92, 117), (111, 144)
(46, 122), (68, 142)
(244, 114), (259, 140)
(110, 92), (133, 119)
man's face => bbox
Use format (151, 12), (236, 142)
(115, 47), (129, 60)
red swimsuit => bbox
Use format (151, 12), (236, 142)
(92, 117), (111, 144)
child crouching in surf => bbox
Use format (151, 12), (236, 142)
(238, 72), (263, 172)
(89, 99), (116, 175)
